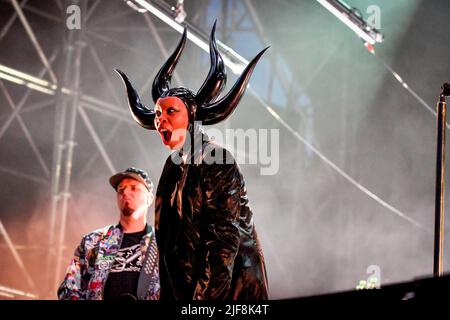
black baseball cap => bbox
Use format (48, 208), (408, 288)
(109, 167), (153, 191)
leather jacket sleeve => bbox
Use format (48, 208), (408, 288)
(193, 157), (242, 300)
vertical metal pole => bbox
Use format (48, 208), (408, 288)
(53, 38), (84, 292)
(434, 93), (446, 277)
(46, 33), (74, 298)
(49, 0), (84, 296)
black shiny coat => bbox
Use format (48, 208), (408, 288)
(155, 138), (269, 300)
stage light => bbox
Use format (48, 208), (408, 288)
(0, 285), (38, 299)
(172, 0), (187, 24)
(0, 64), (50, 87)
(132, 0), (247, 74)
(0, 63), (59, 96)
(0, 64), (79, 97)
(26, 83), (55, 95)
(0, 71), (25, 85)
(316, 0), (383, 45)
(124, 0), (147, 13)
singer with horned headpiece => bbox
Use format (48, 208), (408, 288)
(116, 22), (269, 300)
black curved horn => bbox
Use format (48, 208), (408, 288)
(152, 27), (187, 103)
(197, 47), (269, 125)
(195, 20), (226, 106)
(115, 69), (156, 130)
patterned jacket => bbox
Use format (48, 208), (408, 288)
(57, 224), (160, 300)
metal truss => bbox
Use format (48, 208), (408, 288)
(0, 0), (429, 299)
(0, 0), (296, 297)
(0, 0), (174, 298)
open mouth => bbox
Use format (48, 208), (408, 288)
(159, 128), (172, 144)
